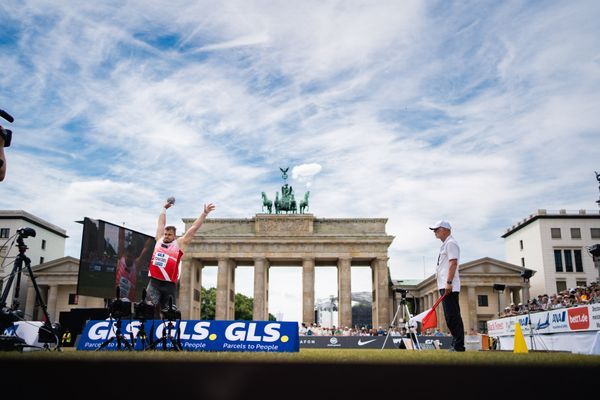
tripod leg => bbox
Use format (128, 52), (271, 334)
(96, 337), (115, 351)
(382, 305), (402, 350)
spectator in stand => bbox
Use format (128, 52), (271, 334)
(299, 323), (308, 335)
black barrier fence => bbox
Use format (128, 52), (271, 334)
(59, 307), (110, 347)
(299, 335), (454, 349)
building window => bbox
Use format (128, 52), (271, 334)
(574, 249), (583, 272)
(521, 257), (525, 267)
(478, 320), (488, 334)
(477, 295), (488, 307)
(519, 240), (523, 250)
(576, 280), (587, 287)
(554, 250), (563, 272)
(68, 294), (79, 305)
(196, 268), (200, 283)
(0, 228), (9, 238)
(41, 239), (46, 250)
(551, 228), (561, 239)
(564, 250), (573, 272)
(39, 257), (44, 264)
(591, 228), (600, 239)
(193, 289), (201, 302)
(570, 228), (581, 239)
(556, 280), (567, 293)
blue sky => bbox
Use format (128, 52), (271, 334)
(1, 1), (599, 322)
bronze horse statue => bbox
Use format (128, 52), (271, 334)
(299, 191), (310, 213)
(261, 192), (273, 213)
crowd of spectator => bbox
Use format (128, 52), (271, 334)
(298, 323), (449, 336)
(499, 281), (599, 317)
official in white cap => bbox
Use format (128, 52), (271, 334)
(430, 219), (465, 352)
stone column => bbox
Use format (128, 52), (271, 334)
(371, 257), (390, 329)
(302, 258), (315, 325)
(25, 284), (36, 321)
(228, 262), (236, 320)
(253, 257), (268, 320)
(337, 257), (352, 328)
(467, 285), (477, 332)
(191, 259), (202, 320)
(264, 261), (270, 319)
(47, 284), (58, 323)
(178, 255), (193, 319)
(216, 258), (231, 320)
(503, 289), (512, 309)
(522, 282), (530, 305)
(512, 287), (521, 305)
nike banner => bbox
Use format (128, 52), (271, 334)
(299, 335), (454, 349)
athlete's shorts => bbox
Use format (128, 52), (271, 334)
(146, 277), (177, 310)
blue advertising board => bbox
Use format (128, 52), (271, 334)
(76, 319), (299, 352)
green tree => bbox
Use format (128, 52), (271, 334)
(200, 287), (217, 319)
(200, 286), (276, 320)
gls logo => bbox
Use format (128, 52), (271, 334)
(87, 321), (283, 342)
(224, 322), (282, 342)
(88, 321), (214, 340)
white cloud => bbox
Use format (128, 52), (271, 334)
(291, 163), (322, 188)
(2, 1), (600, 322)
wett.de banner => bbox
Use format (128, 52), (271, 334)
(76, 320), (299, 352)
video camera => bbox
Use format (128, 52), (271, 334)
(108, 287), (132, 319)
(0, 109), (13, 147)
(17, 227), (36, 238)
(0, 307), (24, 332)
(588, 244), (600, 258)
(134, 289), (155, 320)
(38, 322), (63, 344)
(108, 298), (132, 319)
(161, 296), (181, 321)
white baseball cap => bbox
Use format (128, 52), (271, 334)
(429, 220), (452, 230)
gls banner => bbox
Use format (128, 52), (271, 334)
(77, 320), (299, 352)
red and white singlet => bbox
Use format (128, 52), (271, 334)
(115, 257), (137, 299)
(149, 238), (183, 283)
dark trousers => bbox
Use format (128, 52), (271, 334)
(439, 289), (465, 351)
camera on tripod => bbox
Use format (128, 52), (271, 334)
(161, 304), (181, 321)
(17, 227), (36, 238)
(134, 301), (155, 321)
(0, 307), (24, 332)
(108, 298), (132, 319)
(0, 108), (13, 147)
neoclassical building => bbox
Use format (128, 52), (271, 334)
(24, 256), (104, 323)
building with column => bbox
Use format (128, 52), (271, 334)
(179, 213), (395, 328)
(24, 256), (104, 323)
(1, 210), (67, 311)
(502, 209), (600, 296)
(392, 257), (529, 333)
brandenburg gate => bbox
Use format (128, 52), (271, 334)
(177, 214), (395, 328)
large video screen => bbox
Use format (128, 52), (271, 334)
(77, 217), (155, 301)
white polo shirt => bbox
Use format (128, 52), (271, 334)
(435, 235), (461, 291)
